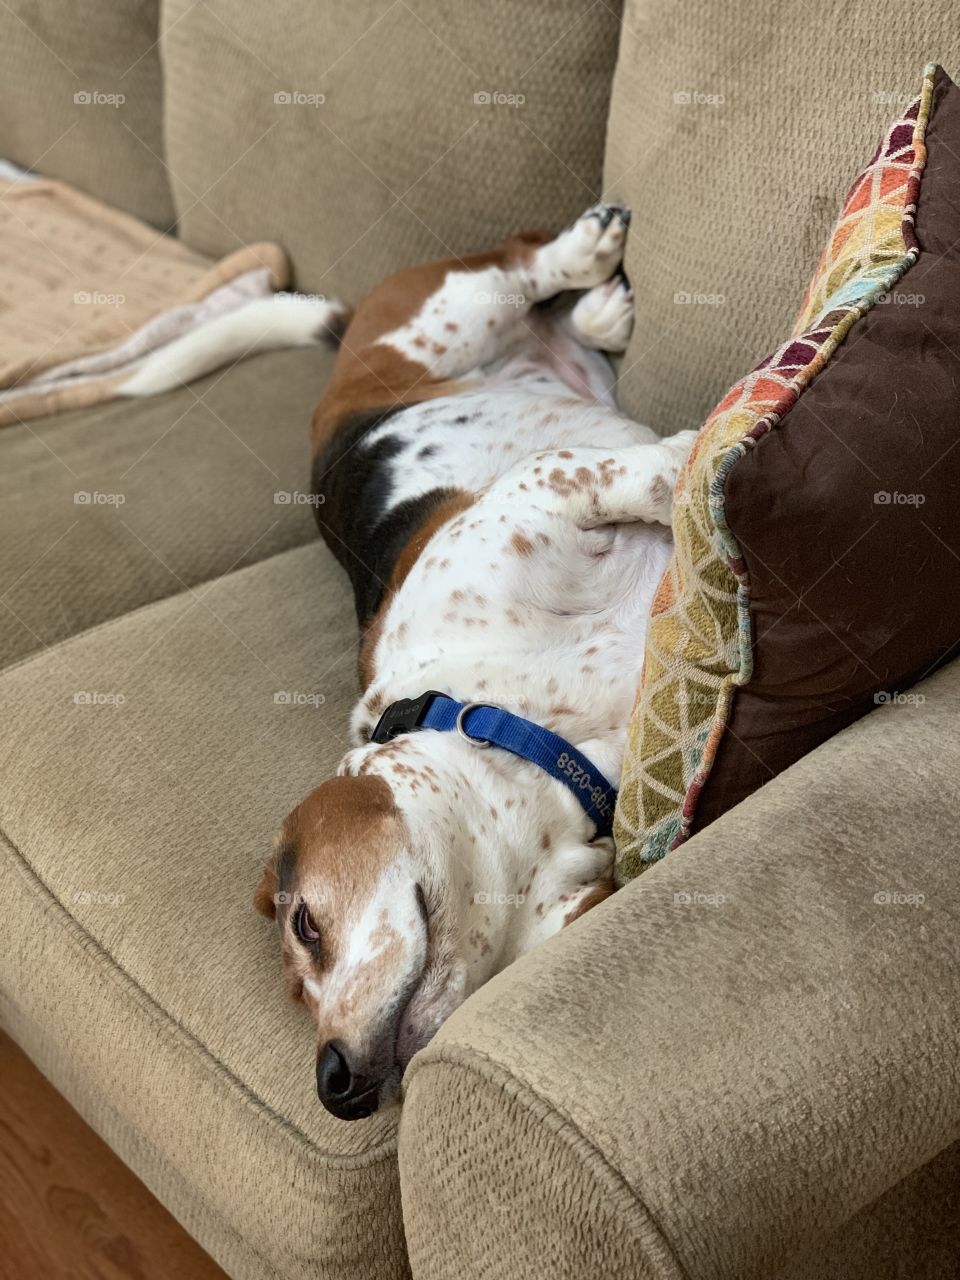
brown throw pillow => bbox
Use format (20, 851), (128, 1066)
(615, 63), (960, 878)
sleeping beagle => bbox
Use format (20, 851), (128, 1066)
(123, 203), (696, 1120)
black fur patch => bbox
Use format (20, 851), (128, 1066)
(311, 407), (460, 625)
(316, 307), (351, 349)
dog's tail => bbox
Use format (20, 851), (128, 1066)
(118, 293), (352, 397)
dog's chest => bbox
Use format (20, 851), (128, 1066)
(356, 484), (673, 761)
(312, 379), (646, 624)
(362, 383), (640, 506)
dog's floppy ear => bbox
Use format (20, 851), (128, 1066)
(253, 853), (279, 918)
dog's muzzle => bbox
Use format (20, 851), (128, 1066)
(316, 1040), (383, 1120)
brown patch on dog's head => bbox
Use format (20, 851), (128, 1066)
(254, 853), (280, 918)
(255, 773), (431, 1117)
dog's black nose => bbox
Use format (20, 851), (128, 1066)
(316, 1041), (379, 1120)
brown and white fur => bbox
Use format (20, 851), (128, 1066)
(123, 204), (697, 1120)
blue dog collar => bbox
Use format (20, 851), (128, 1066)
(370, 691), (617, 838)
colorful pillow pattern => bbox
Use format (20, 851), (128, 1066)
(615, 62), (960, 878)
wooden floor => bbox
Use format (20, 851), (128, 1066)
(0, 1031), (227, 1279)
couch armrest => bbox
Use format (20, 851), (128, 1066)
(399, 662), (960, 1280)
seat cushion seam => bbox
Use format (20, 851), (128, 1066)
(0, 532), (323, 682)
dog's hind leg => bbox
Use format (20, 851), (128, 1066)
(367, 204), (632, 383)
(310, 204), (632, 454)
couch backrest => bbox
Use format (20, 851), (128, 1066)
(159, 0), (623, 301)
(0, 0), (174, 227)
(605, 1), (960, 432)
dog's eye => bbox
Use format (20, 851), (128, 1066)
(294, 901), (321, 949)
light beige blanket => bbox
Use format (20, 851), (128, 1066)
(0, 175), (289, 425)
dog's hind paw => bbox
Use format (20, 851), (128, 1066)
(568, 276), (634, 351)
(541, 202), (631, 291)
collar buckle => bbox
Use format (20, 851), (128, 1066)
(370, 690), (442, 744)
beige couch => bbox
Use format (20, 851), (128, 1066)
(2, 3), (959, 1278)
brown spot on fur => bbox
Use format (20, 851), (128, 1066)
(468, 929), (492, 957)
(510, 531), (535, 557)
(563, 883), (614, 927)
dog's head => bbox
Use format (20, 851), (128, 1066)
(255, 772), (459, 1120)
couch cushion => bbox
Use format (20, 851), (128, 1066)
(604, 3), (960, 434)
(161, 0), (622, 300)
(0, 0), (174, 226)
(0, 542), (410, 1280)
(0, 347), (333, 669)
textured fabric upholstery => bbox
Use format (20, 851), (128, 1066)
(3, 4), (960, 1275)
(0, 348), (332, 669)
(0, 0), (174, 225)
(604, 2), (960, 434)
(0, 544), (412, 1280)
(161, 0), (622, 301)
(400, 659), (960, 1279)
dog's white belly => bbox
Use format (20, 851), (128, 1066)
(354, 491), (673, 786)
(363, 377), (655, 511)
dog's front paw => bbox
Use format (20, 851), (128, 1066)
(665, 428), (700, 465)
(548, 202), (631, 289)
(569, 276), (634, 351)
(649, 430), (700, 522)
